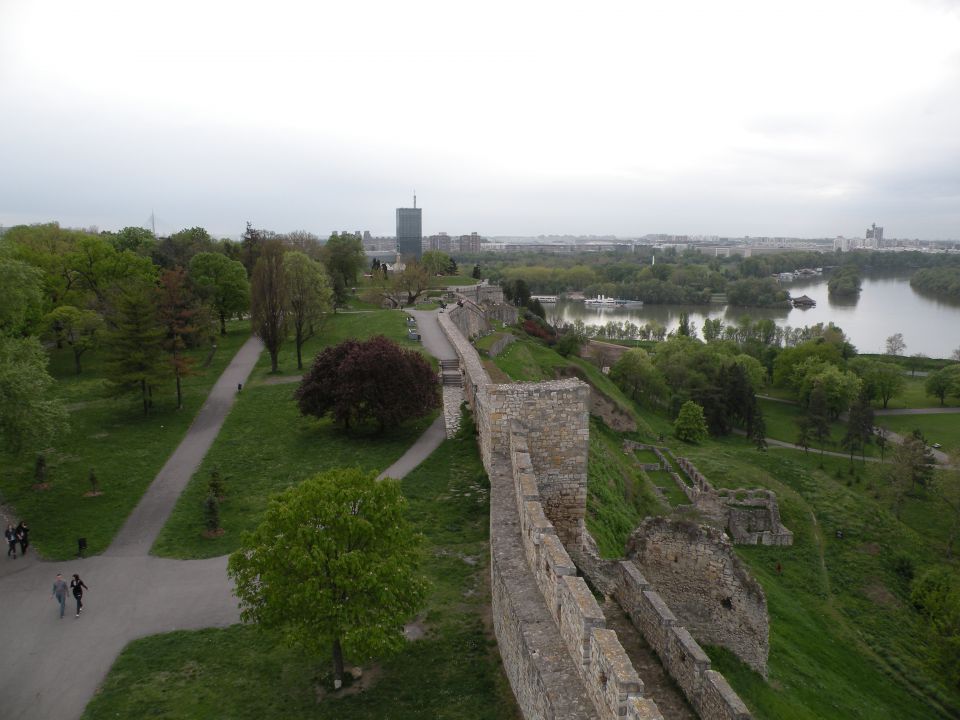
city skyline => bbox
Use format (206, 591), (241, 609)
(2, 1), (959, 239)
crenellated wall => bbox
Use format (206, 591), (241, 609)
(438, 308), (754, 720)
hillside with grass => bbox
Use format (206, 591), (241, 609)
(490, 325), (960, 719)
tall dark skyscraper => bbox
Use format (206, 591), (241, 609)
(396, 195), (422, 260)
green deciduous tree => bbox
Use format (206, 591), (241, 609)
(189, 252), (250, 335)
(284, 252), (333, 369)
(0, 252), (45, 335)
(250, 241), (288, 373)
(0, 335), (69, 455)
(925, 366), (960, 407)
(321, 232), (365, 286)
(44, 305), (104, 375)
(228, 468), (426, 689)
(674, 400), (708, 443)
(888, 432), (935, 518)
(421, 250), (451, 276)
(155, 226), (214, 269)
(807, 382), (832, 463)
(611, 348), (668, 408)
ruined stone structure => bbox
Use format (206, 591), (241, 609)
(444, 286), (519, 340)
(614, 562), (754, 720)
(624, 442), (793, 548)
(441, 304), (755, 720)
(672, 455), (793, 547)
(626, 518), (769, 675)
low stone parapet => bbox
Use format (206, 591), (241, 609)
(615, 560), (755, 720)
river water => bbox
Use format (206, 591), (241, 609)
(547, 275), (960, 359)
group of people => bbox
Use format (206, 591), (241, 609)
(4, 521), (29, 558)
(51, 573), (88, 619)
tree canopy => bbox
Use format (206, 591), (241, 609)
(295, 336), (439, 432)
(228, 467), (426, 687)
(0, 335), (69, 455)
(189, 252), (250, 335)
(284, 251), (332, 369)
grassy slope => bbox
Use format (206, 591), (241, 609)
(0, 321), (251, 559)
(503, 334), (960, 718)
(682, 440), (960, 719)
(154, 310), (438, 559)
(84, 420), (520, 720)
(586, 420), (666, 557)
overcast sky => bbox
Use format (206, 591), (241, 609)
(1, 0), (959, 239)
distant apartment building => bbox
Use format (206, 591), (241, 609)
(458, 232), (481, 253)
(428, 232), (452, 252)
(362, 231), (397, 252)
(834, 236), (851, 252)
(396, 198), (422, 260)
(865, 223), (883, 249)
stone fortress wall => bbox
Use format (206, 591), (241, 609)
(440, 302), (755, 720)
(625, 518), (769, 675)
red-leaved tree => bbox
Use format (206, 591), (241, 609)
(295, 336), (439, 432)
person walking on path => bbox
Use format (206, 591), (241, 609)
(15, 521), (29, 556)
(51, 573), (68, 619)
(70, 574), (88, 617)
(5, 525), (17, 558)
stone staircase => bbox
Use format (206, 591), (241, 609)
(440, 358), (462, 387)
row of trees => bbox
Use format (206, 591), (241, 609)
(0, 222), (365, 459)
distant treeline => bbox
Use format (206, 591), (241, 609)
(911, 267), (960, 302)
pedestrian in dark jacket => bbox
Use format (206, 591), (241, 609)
(70, 574), (88, 617)
(51, 573), (68, 619)
(15, 521), (29, 555)
(4, 525), (16, 558)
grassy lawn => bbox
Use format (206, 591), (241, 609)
(759, 399), (879, 457)
(879, 375), (955, 410)
(248, 309), (422, 381)
(633, 448), (661, 465)
(876, 414), (960, 458)
(84, 418), (519, 720)
(680, 440), (960, 719)
(152, 382), (436, 559)
(474, 331), (512, 355)
(0, 322), (251, 560)
(645, 469), (691, 507)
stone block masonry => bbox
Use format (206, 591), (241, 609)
(616, 562), (753, 720)
(626, 517), (769, 676)
(439, 306), (752, 720)
(439, 309), (664, 719)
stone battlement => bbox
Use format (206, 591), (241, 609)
(439, 309), (756, 720)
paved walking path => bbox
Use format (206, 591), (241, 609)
(0, 338), (264, 720)
(1, 317), (462, 720)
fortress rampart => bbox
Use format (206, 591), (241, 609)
(440, 306), (754, 720)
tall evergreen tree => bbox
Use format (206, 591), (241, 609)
(158, 268), (204, 409)
(105, 286), (166, 414)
